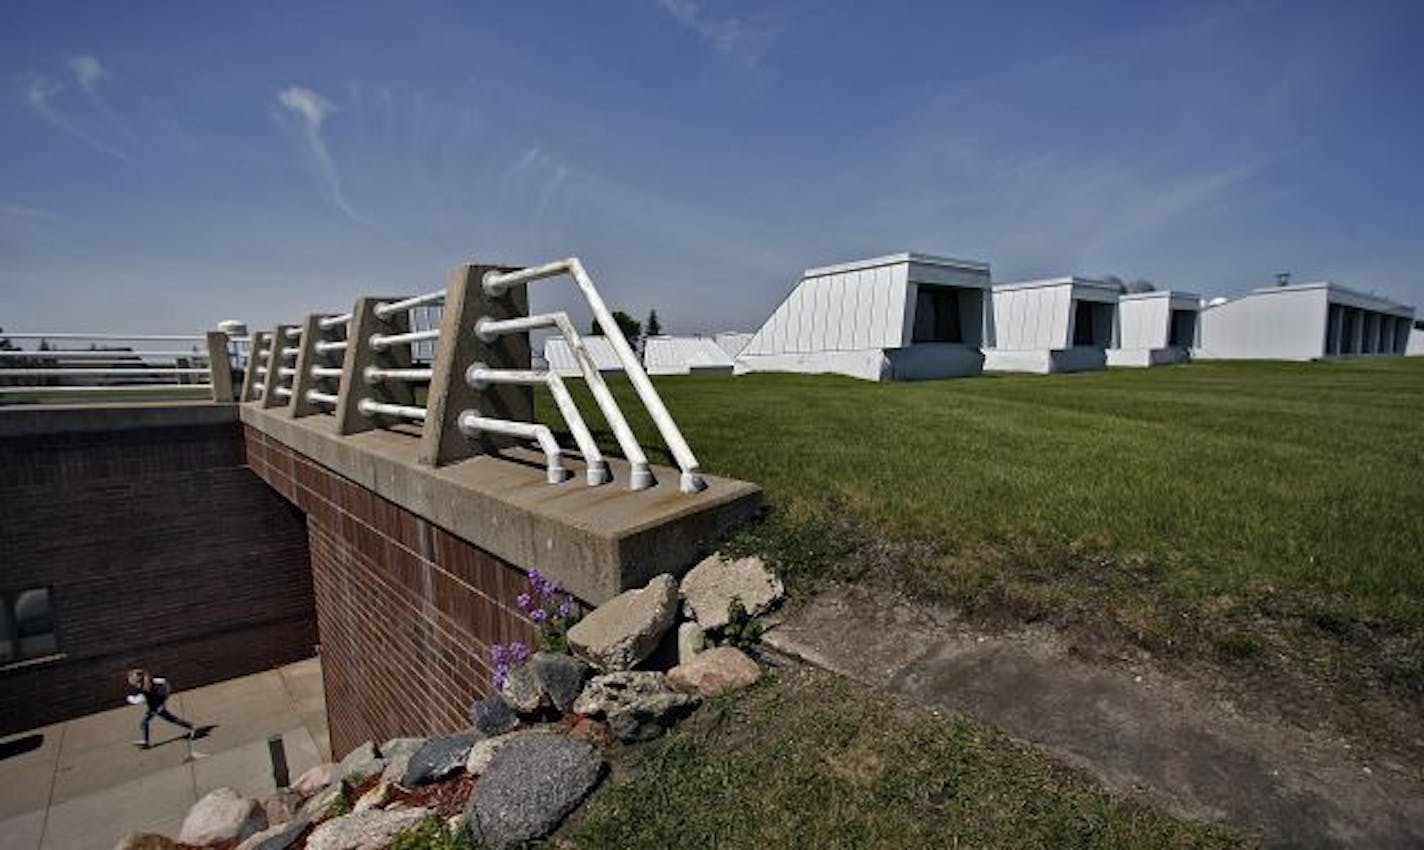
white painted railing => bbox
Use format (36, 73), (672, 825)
(0, 331), (234, 401)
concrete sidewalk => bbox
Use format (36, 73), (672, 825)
(0, 657), (328, 850)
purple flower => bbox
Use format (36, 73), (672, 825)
(557, 598), (574, 619)
(530, 608), (548, 624)
(515, 593), (532, 610)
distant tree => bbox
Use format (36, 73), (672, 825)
(645, 310), (662, 338)
(590, 311), (642, 345)
(1100, 274), (1154, 293)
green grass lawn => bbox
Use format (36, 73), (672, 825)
(567, 667), (1249, 849)
(541, 359), (1424, 738)
(547, 359), (1424, 623)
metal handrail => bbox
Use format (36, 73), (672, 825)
(483, 258), (705, 493)
(375, 290), (444, 320)
(458, 410), (569, 484)
(466, 363), (610, 486)
(370, 327), (439, 351)
(358, 398), (426, 421)
(476, 311), (651, 489)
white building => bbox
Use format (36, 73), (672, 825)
(1107, 290), (1200, 367)
(643, 336), (736, 375)
(1408, 320), (1424, 356)
(713, 332), (754, 359)
(543, 337), (623, 377)
(1196, 282), (1415, 360)
(735, 252), (992, 382)
(982, 277), (1121, 374)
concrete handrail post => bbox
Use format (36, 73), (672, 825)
(205, 332), (235, 402)
(419, 263), (529, 467)
(260, 324), (298, 409)
(336, 297), (414, 435)
(239, 332), (269, 402)
(287, 314), (329, 418)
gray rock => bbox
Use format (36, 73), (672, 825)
(179, 787), (268, 846)
(466, 736), (605, 850)
(499, 664), (546, 714)
(530, 652), (591, 713)
(113, 834), (177, 850)
(567, 574), (679, 671)
(297, 782), (347, 824)
(292, 763), (340, 797)
(471, 695), (519, 736)
(304, 807), (429, 850)
(573, 671), (700, 742)
(677, 621), (706, 664)
(402, 730), (481, 786)
(260, 789), (302, 827)
(235, 815), (311, 850)
(680, 553), (783, 630)
(378, 737), (426, 785)
(337, 740), (385, 783)
(464, 726), (561, 775)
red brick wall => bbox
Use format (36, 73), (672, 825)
(0, 422), (317, 735)
(244, 426), (557, 757)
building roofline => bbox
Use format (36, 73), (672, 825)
(1119, 289), (1201, 303)
(1240, 281), (1415, 313)
(993, 276), (1119, 294)
(804, 252), (990, 278)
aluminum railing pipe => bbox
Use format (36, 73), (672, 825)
(306, 390), (339, 405)
(457, 410), (570, 485)
(0, 350), (208, 360)
(0, 333), (204, 342)
(0, 384), (213, 395)
(373, 290), (445, 320)
(318, 313), (352, 330)
(362, 366), (433, 384)
(369, 328), (440, 352)
(4, 368), (214, 377)
(482, 259), (705, 493)
(475, 311), (652, 489)
(465, 363), (611, 486)
(311, 367), (344, 379)
(284, 327), (302, 340)
(314, 340), (348, 354)
(357, 398), (427, 421)
(278, 367), (297, 378)
(274, 386), (293, 398)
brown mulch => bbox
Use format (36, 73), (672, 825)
(389, 772), (477, 819)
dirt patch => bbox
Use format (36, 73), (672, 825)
(764, 585), (1424, 848)
(731, 512), (1424, 767)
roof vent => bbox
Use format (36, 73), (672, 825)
(1276, 272), (1291, 287)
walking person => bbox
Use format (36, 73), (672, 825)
(126, 668), (196, 749)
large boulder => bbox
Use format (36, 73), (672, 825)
(471, 695), (519, 736)
(337, 740), (385, 783)
(296, 781), (347, 823)
(667, 646), (761, 698)
(113, 834), (176, 850)
(680, 554), (783, 630)
(260, 789), (302, 827)
(304, 807), (430, 850)
(179, 787), (268, 846)
(498, 664), (545, 714)
(573, 671), (700, 742)
(401, 731), (481, 786)
(464, 726), (560, 776)
(465, 736), (605, 850)
(378, 737), (426, 785)
(234, 815), (311, 850)
(567, 574), (679, 671)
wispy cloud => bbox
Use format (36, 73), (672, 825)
(0, 203), (61, 223)
(64, 54), (107, 94)
(20, 72), (128, 160)
(276, 85), (364, 223)
(656, 0), (764, 70)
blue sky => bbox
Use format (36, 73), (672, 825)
(2, 1), (1422, 335)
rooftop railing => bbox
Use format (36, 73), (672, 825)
(3, 256), (706, 496)
(0, 332), (235, 401)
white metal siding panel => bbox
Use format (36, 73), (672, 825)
(849, 269), (867, 350)
(1198, 289), (1328, 359)
(890, 263), (913, 348)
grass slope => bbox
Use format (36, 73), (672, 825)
(569, 668), (1250, 849)
(547, 359), (1424, 624)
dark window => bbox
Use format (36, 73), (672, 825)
(1072, 300), (1096, 346)
(1169, 309), (1196, 347)
(912, 287), (963, 343)
(1, 587), (58, 665)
